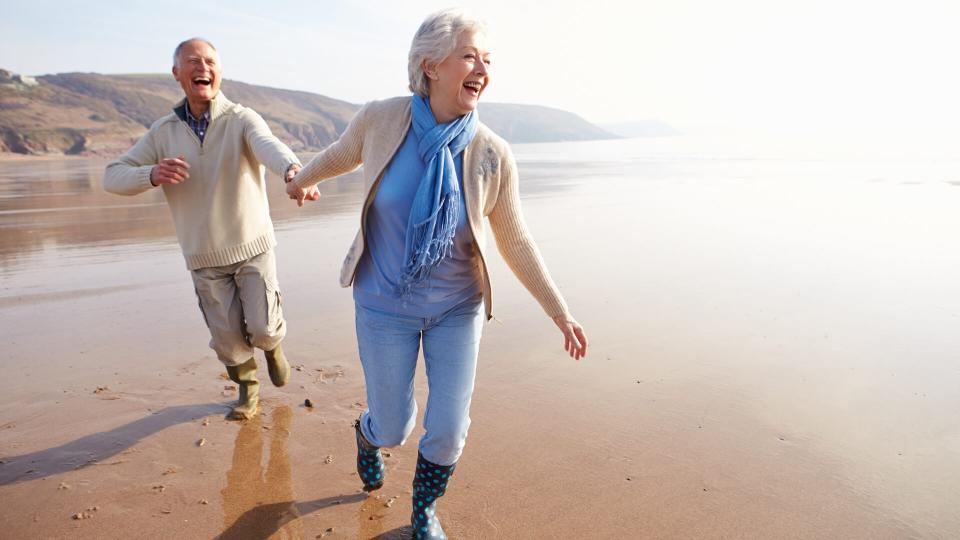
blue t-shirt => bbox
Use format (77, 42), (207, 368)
(353, 127), (481, 317)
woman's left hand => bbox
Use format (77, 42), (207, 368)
(552, 313), (588, 361)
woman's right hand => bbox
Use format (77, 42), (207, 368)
(285, 177), (320, 207)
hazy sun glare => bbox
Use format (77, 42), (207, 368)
(1, 0), (957, 152)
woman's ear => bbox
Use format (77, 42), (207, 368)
(422, 60), (439, 80)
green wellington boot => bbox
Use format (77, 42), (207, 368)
(264, 344), (291, 387)
(225, 358), (260, 420)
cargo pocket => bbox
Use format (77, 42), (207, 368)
(194, 287), (211, 329)
(265, 280), (284, 334)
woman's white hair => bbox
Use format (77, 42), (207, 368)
(408, 8), (487, 97)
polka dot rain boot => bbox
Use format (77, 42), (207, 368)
(354, 418), (384, 492)
(411, 452), (456, 540)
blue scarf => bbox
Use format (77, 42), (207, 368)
(396, 95), (479, 297)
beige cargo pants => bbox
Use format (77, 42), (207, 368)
(191, 249), (286, 366)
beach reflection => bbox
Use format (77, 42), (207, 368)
(220, 405), (303, 539)
(0, 158), (364, 268)
(0, 159), (169, 260)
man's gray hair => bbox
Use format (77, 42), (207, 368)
(408, 9), (486, 97)
(173, 38), (217, 68)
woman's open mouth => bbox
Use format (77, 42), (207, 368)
(463, 81), (482, 97)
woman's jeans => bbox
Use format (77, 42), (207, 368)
(354, 297), (485, 466)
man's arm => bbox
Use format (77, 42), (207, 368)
(241, 109), (301, 177)
(103, 127), (189, 194)
(243, 109), (319, 204)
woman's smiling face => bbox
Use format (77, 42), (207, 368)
(426, 30), (491, 123)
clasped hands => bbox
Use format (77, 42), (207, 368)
(284, 164), (320, 207)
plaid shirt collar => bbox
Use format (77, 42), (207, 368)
(184, 104), (210, 143)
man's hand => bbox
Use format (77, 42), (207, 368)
(285, 164), (320, 207)
(285, 163), (302, 183)
(150, 156), (190, 186)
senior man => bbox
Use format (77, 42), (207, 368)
(104, 38), (320, 419)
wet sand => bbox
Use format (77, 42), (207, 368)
(1, 142), (959, 538)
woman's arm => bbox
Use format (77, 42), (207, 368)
(487, 147), (588, 360)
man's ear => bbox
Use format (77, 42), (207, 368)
(172, 65), (179, 79)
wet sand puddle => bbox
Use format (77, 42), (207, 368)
(2, 140), (960, 538)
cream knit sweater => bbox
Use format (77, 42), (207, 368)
(294, 96), (569, 320)
(104, 93), (301, 270)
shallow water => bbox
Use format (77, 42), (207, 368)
(1, 138), (959, 538)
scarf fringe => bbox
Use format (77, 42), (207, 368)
(396, 192), (459, 298)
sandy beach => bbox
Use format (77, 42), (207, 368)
(1, 141), (959, 539)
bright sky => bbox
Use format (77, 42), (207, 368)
(2, 0), (959, 149)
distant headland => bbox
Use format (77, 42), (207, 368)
(0, 69), (670, 157)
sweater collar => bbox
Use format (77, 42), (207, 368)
(173, 92), (232, 123)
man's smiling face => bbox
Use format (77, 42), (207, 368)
(172, 40), (221, 114)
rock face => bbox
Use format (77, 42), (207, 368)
(0, 70), (40, 88)
(13, 75), (38, 86)
(0, 70), (621, 156)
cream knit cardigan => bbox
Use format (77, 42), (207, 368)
(104, 93), (301, 270)
(294, 96), (569, 320)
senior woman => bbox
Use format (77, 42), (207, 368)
(288, 9), (587, 539)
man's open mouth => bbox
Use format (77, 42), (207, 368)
(192, 77), (212, 87)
